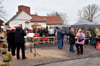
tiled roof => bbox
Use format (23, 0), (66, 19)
(6, 5), (63, 25)
(43, 16), (63, 25)
(30, 15), (46, 22)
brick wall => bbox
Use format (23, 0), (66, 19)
(17, 5), (30, 14)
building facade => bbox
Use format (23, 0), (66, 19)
(6, 5), (63, 29)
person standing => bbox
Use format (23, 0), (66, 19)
(7, 27), (12, 52)
(55, 27), (59, 45)
(48, 27), (55, 36)
(62, 28), (67, 46)
(10, 28), (16, 56)
(45, 26), (48, 36)
(39, 28), (43, 37)
(68, 28), (75, 52)
(15, 26), (27, 59)
(76, 28), (85, 55)
(55, 27), (59, 37)
(57, 27), (65, 49)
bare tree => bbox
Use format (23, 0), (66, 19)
(47, 12), (68, 25)
(47, 12), (59, 16)
(78, 4), (100, 22)
(0, 0), (7, 21)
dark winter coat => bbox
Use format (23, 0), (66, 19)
(15, 27), (26, 44)
(39, 28), (43, 36)
(68, 31), (76, 45)
(7, 30), (15, 43)
(57, 29), (65, 40)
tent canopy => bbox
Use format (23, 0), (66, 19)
(71, 20), (100, 37)
(53, 25), (71, 27)
(71, 20), (100, 27)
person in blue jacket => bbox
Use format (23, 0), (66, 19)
(57, 27), (65, 49)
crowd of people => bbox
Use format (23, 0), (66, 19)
(6, 25), (86, 60)
(56, 27), (86, 55)
(25, 26), (56, 37)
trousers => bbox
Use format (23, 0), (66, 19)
(76, 44), (83, 54)
(16, 43), (25, 59)
(58, 39), (63, 49)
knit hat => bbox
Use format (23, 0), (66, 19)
(19, 24), (23, 27)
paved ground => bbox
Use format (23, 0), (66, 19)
(9, 42), (100, 66)
(39, 58), (100, 66)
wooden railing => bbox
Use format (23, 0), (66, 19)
(33, 36), (57, 45)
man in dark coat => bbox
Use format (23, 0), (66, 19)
(15, 27), (26, 59)
(10, 29), (16, 56)
(7, 28), (12, 52)
(68, 28), (75, 52)
(39, 28), (43, 37)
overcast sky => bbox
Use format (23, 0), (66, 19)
(3, 0), (100, 25)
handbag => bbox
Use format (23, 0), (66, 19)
(78, 34), (84, 42)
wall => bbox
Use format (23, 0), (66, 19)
(18, 5), (30, 14)
(30, 22), (46, 28)
(9, 11), (32, 29)
(15, 11), (32, 20)
(9, 20), (26, 29)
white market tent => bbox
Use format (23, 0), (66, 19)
(71, 20), (100, 37)
(71, 20), (100, 27)
(53, 24), (71, 28)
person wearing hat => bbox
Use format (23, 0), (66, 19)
(7, 26), (12, 51)
(15, 26), (27, 59)
(10, 27), (16, 56)
(7, 26), (16, 56)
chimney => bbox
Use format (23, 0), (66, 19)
(17, 5), (30, 14)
